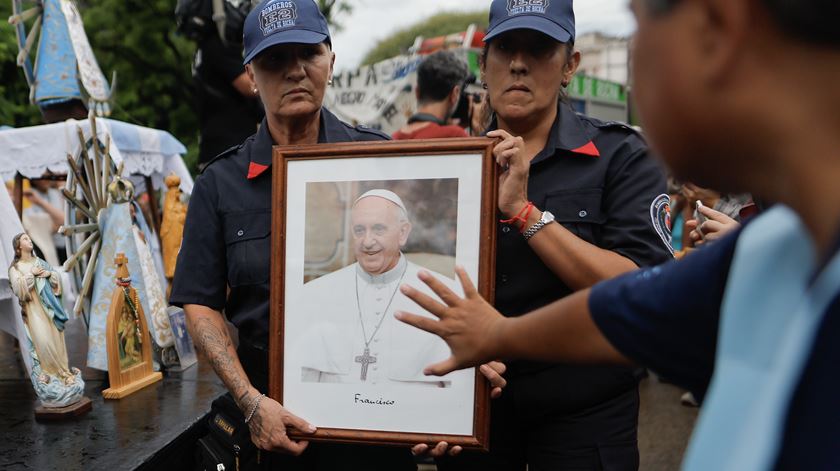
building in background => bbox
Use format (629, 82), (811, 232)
(575, 32), (630, 85)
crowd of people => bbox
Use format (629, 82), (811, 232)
(163, 0), (840, 470)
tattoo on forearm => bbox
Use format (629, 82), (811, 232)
(191, 317), (254, 410)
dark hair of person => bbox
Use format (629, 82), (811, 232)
(416, 50), (470, 105)
(645, 0), (840, 47)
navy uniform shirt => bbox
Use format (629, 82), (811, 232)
(170, 108), (388, 348)
(491, 103), (673, 410)
(590, 228), (840, 470)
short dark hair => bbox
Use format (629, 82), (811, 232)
(645, 0), (840, 47)
(416, 51), (469, 104)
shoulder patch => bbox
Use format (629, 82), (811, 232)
(650, 193), (675, 255)
(202, 143), (243, 173)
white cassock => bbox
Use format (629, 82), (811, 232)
(294, 255), (455, 387)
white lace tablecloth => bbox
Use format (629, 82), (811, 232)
(0, 118), (192, 193)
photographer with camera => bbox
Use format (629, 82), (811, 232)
(392, 50), (471, 140)
(177, 0), (264, 168)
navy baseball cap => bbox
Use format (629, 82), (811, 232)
(242, 0), (331, 64)
(485, 0), (576, 44)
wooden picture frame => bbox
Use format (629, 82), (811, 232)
(270, 138), (498, 449)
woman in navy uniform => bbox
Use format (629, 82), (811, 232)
(170, 1), (431, 469)
(426, 0), (673, 469)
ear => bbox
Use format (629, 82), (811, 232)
(329, 50), (336, 79)
(398, 222), (412, 247)
(245, 63), (256, 86)
(450, 85), (462, 107)
(690, 0), (752, 86)
(562, 49), (581, 84)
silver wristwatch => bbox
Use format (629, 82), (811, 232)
(523, 211), (555, 241)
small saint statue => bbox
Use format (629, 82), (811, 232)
(160, 173), (186, 285)
(8, 232), (89, 415)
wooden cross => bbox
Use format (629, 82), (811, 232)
(115, 253), (130, 280)
(354, 347), (377, 381)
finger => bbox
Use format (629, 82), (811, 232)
(416, 270), (463, 306)
(486, 129), (512, 140)
(479, 363), (507, 390)
(455, 266), (479, 298)
(424, 356), (460, 377)
(491, 136), (518, 156)
(395, 311), (444, 336)
(285, 412), (317, 434)
(411, 443), (429, 456)
(697, 204), (734, 223)
(684, 219), (698, 230)
(699, 220), (724, 235)
(277, 437), (309, 456)
(430, 441), (449, 458)
(449, 445), (463, 456)
(494, 145), (521, 167)
(498, 148), (522, 166)
(490, 386), (503, 399)
(486, 360), (507, 375)
(400, 283), (449, 316)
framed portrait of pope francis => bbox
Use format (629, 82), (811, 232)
(271, 138), (497, 449)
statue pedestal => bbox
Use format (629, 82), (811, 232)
(34, 396), (92, 421)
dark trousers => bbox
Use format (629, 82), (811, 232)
(437, 368), (640, 471)
(235, 343), (416, 471)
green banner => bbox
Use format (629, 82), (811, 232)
(568, 75), (627, 104)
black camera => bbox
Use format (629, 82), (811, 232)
(451, 74), (483, 126)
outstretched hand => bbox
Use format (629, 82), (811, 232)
(396, 266), (506, 377)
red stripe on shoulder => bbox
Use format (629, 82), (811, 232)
(247, 162), (269, 179)
(571, 141), (601, 158)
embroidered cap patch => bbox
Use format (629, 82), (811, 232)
(507, 0), (550, 15)
(260, 0), (297, 36)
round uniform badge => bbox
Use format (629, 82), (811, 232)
(650, 193), (674, 255)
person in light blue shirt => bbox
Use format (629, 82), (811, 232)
(398, 0), (840, 469)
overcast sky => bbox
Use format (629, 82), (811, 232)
(331, 0), (635, 71)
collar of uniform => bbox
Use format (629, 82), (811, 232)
(486, 103), (601, 166)
(247, 108), (355, 180)
(355, 254), (407, 285)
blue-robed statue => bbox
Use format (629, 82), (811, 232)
(10, 0), (114, 117)
(8, 232), (85, 408)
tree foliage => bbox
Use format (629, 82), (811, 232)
(83, 0), (200, 169)
(0, 0), (201, 170)
(0, 3), (45, 128)
(316, 0), (352, 32)
(361, 10), (488, 66)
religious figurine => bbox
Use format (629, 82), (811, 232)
(160, 173), (186, 285)
(8, 232), (91, 417)
(102, 253), (162, 399)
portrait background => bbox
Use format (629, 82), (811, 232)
(303, 178), (458, 283)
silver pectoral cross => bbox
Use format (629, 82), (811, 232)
(354, 347), (377, 381)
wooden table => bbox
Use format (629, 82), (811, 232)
(0, 317), (226, 470)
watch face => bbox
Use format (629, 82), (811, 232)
(542, 211), (555, 223)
